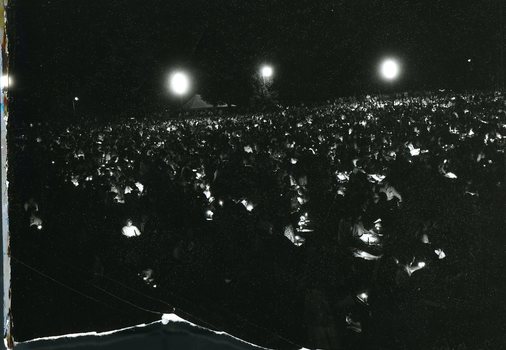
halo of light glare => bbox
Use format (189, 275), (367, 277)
(380, 59), (400, 81)
(261, 65), (273, 78)
(169, 71), (190, 95)
(1, 75), (12, 89)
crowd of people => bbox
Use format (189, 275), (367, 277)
(10, 91), (505, 349)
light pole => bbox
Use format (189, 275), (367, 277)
(260, 65), (273, 85)
(259, 65), (274, 102)
(466, 58), (472, 91)
(379, 58), (401, 99)
(72, 96), (79, 117)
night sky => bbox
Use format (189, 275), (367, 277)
(6, 0), (505, 120)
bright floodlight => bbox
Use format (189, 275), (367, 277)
(1, 75), (12, 89)
(380, 58), (400, 81)
(169, 71), (190, 96)
(260, 65), (273, 78)
(74, 96), (79, 101)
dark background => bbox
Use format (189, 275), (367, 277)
(6, 0), (505, 123)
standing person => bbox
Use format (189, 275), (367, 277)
(118, 219), (143, 275)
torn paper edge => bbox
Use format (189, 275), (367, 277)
(16, 313), (274, 350)
(15, 321), (159, 345)
(1, 1), (13, 348)
(159, 313), (270, 349)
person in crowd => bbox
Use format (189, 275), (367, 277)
(121, 219), (142, 238)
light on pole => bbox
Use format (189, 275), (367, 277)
(259, 64), (274, 102)
(168, 71), (191, 109)
(72, 96), (79, 116)
(260, 65), (273, 84)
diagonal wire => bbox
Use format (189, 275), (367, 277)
(90, 284), (163, 316)
(12, 254), (165, 317)
(14, 255), (174, 317)
(11, 256), (116, 312)
(15, 250), (303, 348)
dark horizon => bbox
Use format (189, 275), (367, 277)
(6, 0), (506, 120)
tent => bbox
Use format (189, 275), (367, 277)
(183, 94), (213, 110)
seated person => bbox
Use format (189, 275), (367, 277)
(121, 219), (141, 238)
